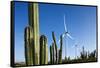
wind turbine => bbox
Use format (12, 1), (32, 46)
(59, 14), (73, 60)
(72, 41), (81, 59)
(63, 14), (74, 60)
(75, 44), (78, 59)
(58, 14), (73, 60)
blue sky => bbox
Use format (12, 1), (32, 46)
(14, 2), (97, 62)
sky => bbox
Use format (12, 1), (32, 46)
(14, 2), (97, 62)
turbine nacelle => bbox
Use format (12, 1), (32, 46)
(65, 32), (68, 34)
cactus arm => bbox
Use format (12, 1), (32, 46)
(52, 43), (55, 64)
(52, 32), (58, 63)
(50, 45), (53, 64)
(58, 35), (63, 63)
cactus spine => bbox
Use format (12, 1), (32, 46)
(40, 35), (48, 65)
(58, 35), (63, 64)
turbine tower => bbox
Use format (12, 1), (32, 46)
(75, 44), (78, 59)
(72, 41), (80, 59)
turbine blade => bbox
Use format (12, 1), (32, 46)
(64, 15), (67, 32)
(58, 33), (65, 44)
(67, 33), (73, 40)
(58, 39), (60, 44)
(62, 33), (65, 38)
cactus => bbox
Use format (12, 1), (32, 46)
(40, 35), (48, 65)
(25, 2), (51, 66)
(50, 45), (53, 64)
(49, 43), (54, 64)
(24, 26), (33, 66)
(58, 35), (63, 64)
(24, 2), (40, 65)
(52, 32), (58, 63)
(40, 35), (45, 64)
(28, 2), (40, 65)
(44, 37), (48, 64)
(50, 33), (63, 64)
(52, 43), (55, 64)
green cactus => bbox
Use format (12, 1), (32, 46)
(58, 35), (63, 64)
(52, 43), (55, 64)
(52, 32), (58, 63)
(40, 35), (48, 65)
(44, 36), (48, 64)
(40, 35), (45, 64)
(50, 45), (53, 64)
(50, 43), (55, 64)
(28, 2), (40, 65)
(24, 26), (33, 66)
(24, 27), (27, 65)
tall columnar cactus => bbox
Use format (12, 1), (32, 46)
(50, 32), (63, 64)
(58, 35), (63, 64)
(40, 35), (44, 64)
(44, 37), (48, 64)
(24, 26), (34, 66)
(40, 35), (48, 65)
(28, 2), (40, 65)
(50, 45), (53, 64)
(24, 27), (28, 65)
(52, 43), (55, 64)
(52, 32), (58, 63)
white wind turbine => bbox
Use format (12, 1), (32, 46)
(72, 41), (81, 59)
(63, 14), (74, 59)
(75, 44), (78, 59)
(58, 14), (74, 59)
(63, 14), (73, 39)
